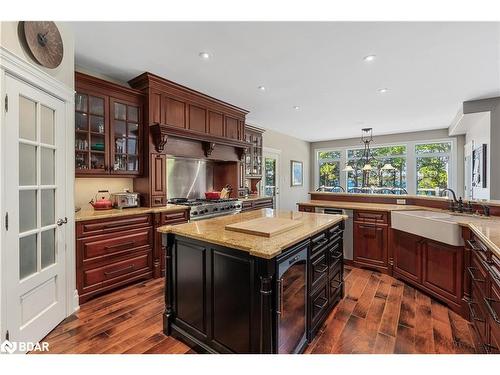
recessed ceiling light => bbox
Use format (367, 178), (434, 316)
(293, 106), (300, 110)
(377, 88), (389, 94)
(198, 52), (211, 60)
(258, 86), (266, 91)
(363, 54), (376, 62)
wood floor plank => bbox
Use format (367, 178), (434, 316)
(378, 281), (404, 337)
(414, 290), (434, 354)
(373, 332), (396, 354)
(431, 299), (456, 354)
(448, 310), (476, 354)
(352, 273), (381, 319)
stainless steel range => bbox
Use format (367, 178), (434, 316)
(169, 198), (243, 221)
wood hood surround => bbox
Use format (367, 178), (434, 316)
(128, 72), (251, 207)
(128, 72), (250, 157)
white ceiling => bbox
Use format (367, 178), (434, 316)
(71, 22), (500, 142)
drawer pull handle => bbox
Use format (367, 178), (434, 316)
(467, 267), (485, 283)
(313, 296), (328, 310)
(330, 279), (342, 289)
(314, 237), (328, 247)
(102, 221), (144, 229)
(104, 241), (136, 250)
(467, 301), (485, 322)
(484, 297), (500, 324)
(331, 252), (343, 260)
(467, 239), (486, 252)
(104, 264), (135, 277)
(276, 278), (284, 318)
(315, 264), (328, 274)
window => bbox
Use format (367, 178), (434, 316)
(415, 142), (452, 196)
(346, 145), (407, 193)
(317, 151), (341, 190)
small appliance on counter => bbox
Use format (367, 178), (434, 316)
(89, 190), (113, 211)
(110, 191), (140, 209)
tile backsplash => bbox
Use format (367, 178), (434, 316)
(75, 178), (134, 209)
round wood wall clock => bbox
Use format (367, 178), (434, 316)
(22, 21), (64, 69)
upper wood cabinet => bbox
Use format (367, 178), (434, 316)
(75, 72), (144, 177)
(243, 125), (264, 178)
(128, 72), (248, 146)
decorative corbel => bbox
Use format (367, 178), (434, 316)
(202, 141), (216, 157)
(150, 123), (169, 153)
(236, 147), (247, 161)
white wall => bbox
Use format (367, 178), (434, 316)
(464, 113), (491, 200)
(262, 129), (311, 211)
(0, 22), (75, 89)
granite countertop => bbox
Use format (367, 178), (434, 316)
(298, 200), (424, 212)
(75, 204), (189, 222)
(158, 208), (345, 259)
(309, 191), (500, 207)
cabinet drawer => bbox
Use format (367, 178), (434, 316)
(310, 282), (329, 330)
(311, 231), (329, 256)
(152, 195), (167, 207)
(77, 214), (152, 238)
(469, 252), (489, 297)
(311, 252), (328, 292)
(253, 198), (273, 208)
(328, 241), (343, 272)
(328, 223), (343, 240)
(469, 283), (488, 343)
(161, 210), (189, 225)
(80, 227), (153, 263)
(354, 211), (388, 224)
(82, 251), (152, 290)
(486, 280), (500, 340)
(329, 268), (343, 303)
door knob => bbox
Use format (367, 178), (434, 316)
(57, 217), (68, 226)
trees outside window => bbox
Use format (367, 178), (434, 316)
(416, 142), (451, 196)
(318, 151), (340, 189)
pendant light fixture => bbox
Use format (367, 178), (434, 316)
(381, 163), (395, 170)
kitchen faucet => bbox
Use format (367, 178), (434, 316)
(440, 188), (458, 202)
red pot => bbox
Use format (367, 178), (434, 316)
(205, 191), (221, 200)
(90, 190), (113, 210)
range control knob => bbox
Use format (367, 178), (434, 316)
(192, 211), (198, 216)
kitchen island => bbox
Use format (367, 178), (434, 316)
(158, 209), (345, 353)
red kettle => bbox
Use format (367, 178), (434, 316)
(90, 190), (113, 210)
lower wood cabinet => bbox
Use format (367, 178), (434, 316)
(76, 214), (154, 303)
(353, 220), (388, 272)
(241, 197), (274, 212)
(462, 230), (500, 354)
(392, 229), (464, 314)
(77, 209), (189, 303)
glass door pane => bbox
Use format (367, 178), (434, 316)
(18, 95), (58, 280)
(112, 101), (140, 174)
(264, 157), (276, 197)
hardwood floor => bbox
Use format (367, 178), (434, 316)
(39, 266), (479, 354)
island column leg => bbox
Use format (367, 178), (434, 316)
(259, 274), (274, 354)
(163, 233), (174, 336)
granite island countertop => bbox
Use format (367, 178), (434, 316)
(75, 204), (189, 222)
(158, 208), (345, 259)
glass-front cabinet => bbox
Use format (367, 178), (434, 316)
(75, 72), (143, 177)
(244, 126), (264, 177)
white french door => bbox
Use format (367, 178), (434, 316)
(263, 148), (281, 210)
(3, 75), (67, 350)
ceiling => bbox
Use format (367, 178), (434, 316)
(71, 22), (500, 142)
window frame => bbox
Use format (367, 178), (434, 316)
(414, 140), (454, 196)
(313, 137), (457, 195)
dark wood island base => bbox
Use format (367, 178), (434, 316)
(160, 212), (345, 354)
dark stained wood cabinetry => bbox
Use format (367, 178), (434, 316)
(163, 223), (344, 353)
(75, 72), (144, 177)
(353, 211), (389, 272)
